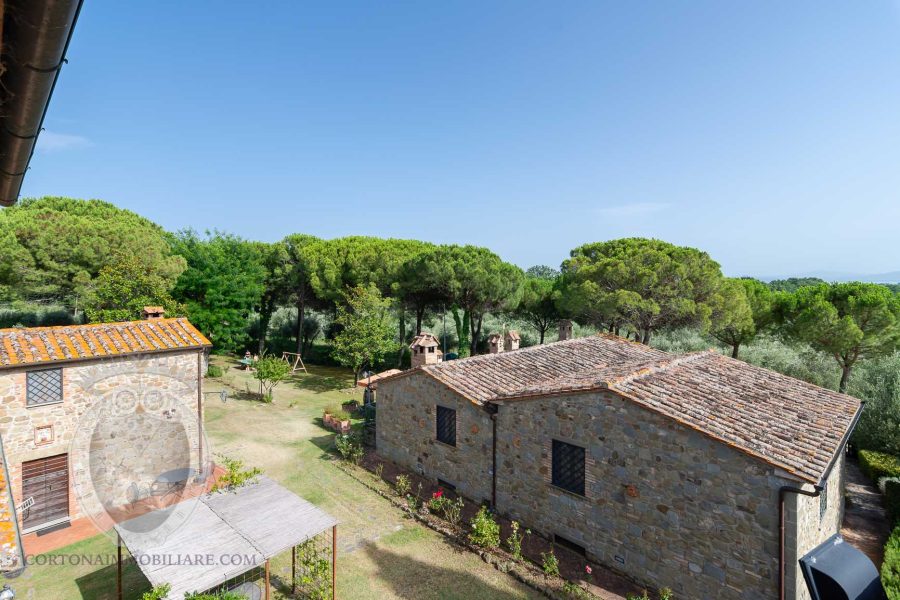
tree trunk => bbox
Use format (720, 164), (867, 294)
(608, 323), (614, 333)
(397, 308), (406, 367)
(469, 312), (482, 356)
(641, 329), (651, 344)
(416, 306), (425, 335)
(731, 343), (740, 359)
(295, 298), (305, 356)
(539, 327), (545, 345)
(839, 365), (851, 394)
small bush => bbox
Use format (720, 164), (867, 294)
(541, 549), (560, 577)
(335, 432), (364, 464)
(859, 450), (900, 481)
(143, 585), (171, 600)
(562, 581), (590, 599)
(212, 455), (261, 492)
(206, 364), (223, 378)
(884, 478), (900, 526)
(884, 525), (900, 599)
(395, 474), (411, 497)
(468, 505), (500, 549)
(441, 496), (464, 529)
(506, 520), (529, 560)
(427, 488), (447, 513)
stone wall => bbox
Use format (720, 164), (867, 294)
(783, 451), (845, 600)
(495, 390), (789, 600)
(377, 371), (847, 600)
(0, 350), (204, 529)
(376, 373), (493, 503)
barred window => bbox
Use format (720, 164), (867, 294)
(552, 439), (585, 496)
(436, 406), (456, 446)
(26, 369), (63, 406)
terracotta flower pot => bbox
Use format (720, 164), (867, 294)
(340, 420), (351, 433)
(324, 412), (333, 426)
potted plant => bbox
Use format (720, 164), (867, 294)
(341, 399), (359, 414)
(338, 410), (352, 433)
(323, 406), (336, 426)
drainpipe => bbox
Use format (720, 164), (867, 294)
(196, 350), (204, 472)
(485, 403), (499, 508)
(779, 484), (821, 600)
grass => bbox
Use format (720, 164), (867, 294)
(10, 357), (541, 599)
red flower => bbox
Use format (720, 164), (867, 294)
(433, 488), (444, 499)
(585, 565), (592, 575)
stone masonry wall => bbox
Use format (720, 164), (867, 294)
(376, 373), (493, 503)
(0, 350), (203, 529)
(496, 390), (788, 600)
(783, 451), (845, 600)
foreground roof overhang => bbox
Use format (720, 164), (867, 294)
(0, 0), (84, 206)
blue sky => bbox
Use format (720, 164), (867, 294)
(22, 1), (900, 278)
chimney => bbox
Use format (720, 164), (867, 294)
(487, 333), (504, 354)
(141, 306), (166, 320)
(558, 319), (573, 341)
(409, 332), (442, 368)
(504, 330), (520, 351)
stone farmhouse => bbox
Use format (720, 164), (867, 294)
(375, 332), (862, 600)
(0, 313), (211, 571)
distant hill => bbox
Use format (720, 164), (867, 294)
(757, 271), (900, 284)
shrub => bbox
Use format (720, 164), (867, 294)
(859, 450), (900, 481)
(441, 496), (464, 529)
(884, 478), (900, 526)
(506, 520), (529, 560)
(562, 581), (590, 599)
(884, 525), (900, 599)
(427, 488), (446, 513)
(395, 474), (411, 497)
(468, 506), (500, 549)
(334, 432), (364, 464)
(143, 585), (171, 600)
(212, 455), (261, 492)
(206, 364), (223, 378)
(253, 354), (291, 401)
(541, 549), (560, 577)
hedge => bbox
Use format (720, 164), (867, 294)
(886, 478), (900, 528)
(859, 449), (900, 482)
(885, 525), (900, 600)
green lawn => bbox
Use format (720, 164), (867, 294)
(10, 358), (541, 599)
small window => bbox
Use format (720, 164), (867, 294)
(436, 406), (456, 446)
(552, 439), (585, 496)
(27, 369), (63, 406)
(428, 347), (435, 353)
(554, 534), (586, 556)
(819, 481), (828, 520)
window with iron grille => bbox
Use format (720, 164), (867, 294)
(26, 369), (63, 406)
(552, 439), (585, 496)
(436, 406), (456, 446)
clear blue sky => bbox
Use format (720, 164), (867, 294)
(22, 1), (900, 278)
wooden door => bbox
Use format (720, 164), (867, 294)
(21, 454), (69, 531)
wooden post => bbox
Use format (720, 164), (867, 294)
(265, 558), (270, 600)
(291, 544), (296, 595)
(332, 525), (337, 600)
(117, 533), (123, 600)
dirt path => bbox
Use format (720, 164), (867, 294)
(841, 457), (890, 567)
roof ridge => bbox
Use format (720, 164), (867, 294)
(0, 317), (190, 335)
(606, 350), (714, 388)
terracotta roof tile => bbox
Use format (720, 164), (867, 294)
(384, 334), (861, 484)
(0, 318), (211, 368)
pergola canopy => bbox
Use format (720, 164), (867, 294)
(115, 476), (337, 600)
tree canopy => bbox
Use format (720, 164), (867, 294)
(169, 230), (267, 353)
(0, 197), (185, 303)
(331, 285), (397, 382)
(515, 275), (561, 344)
(709, 278), (774, 358)
(558, 238), (724, 343)
(83, 254), (185, 323)
(777, 282), (900, 392)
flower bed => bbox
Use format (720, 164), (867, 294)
(335, 451), (645, 600)
(322, 409), (351, 434)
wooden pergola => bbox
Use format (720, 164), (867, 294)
(114, 476), (337, 600)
